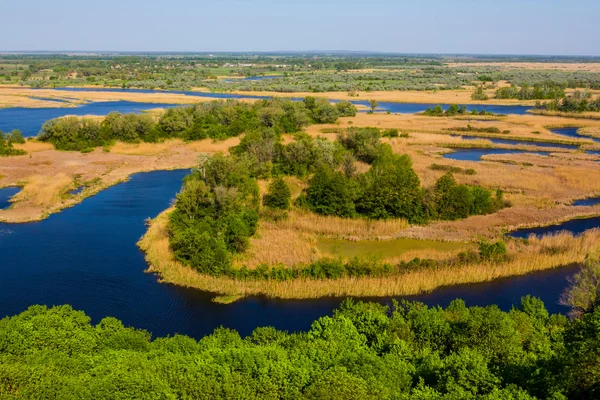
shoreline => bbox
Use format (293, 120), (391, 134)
(138, 208), (598, 302)
(0, 84), (540, 107)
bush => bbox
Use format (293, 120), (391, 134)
(0, 130), (27, 156)
(335, 101), (358, 117)
(263, 178), (291, 210)
(478, 240), (507, 262)
(382, 128), (399, 138)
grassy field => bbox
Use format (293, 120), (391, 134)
(316, 237), (474, 259)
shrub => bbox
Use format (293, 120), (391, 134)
(382, 128), (399, 138)
(263, 178), (291, 210)
(335, 101), (358, 117)
(478, 240), (507, 262)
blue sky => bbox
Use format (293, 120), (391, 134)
(1, 0), (598, 55)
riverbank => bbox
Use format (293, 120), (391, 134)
(0, 85), (222, 109)
(139, 208), (600, 302)
(0, 138), (238, 223)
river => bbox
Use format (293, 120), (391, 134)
(0, 169), (584, 339)
(0, 87), (533, 137)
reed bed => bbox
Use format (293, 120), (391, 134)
(13, 141), (55, 153)
(110, 140), (181, 156)
(276, 210), (409, 239)
(11, 174), (73, 207)
(139, 210), (600, 301)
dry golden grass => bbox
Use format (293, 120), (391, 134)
(11, 173), (73, 207)
(139, 209), (600, 301)
(278, 210), (408, 239)
(110, 140), (181, 156)
(0, 86), (224, 109)
(233, 210), (410, 268)
(13, 141), (55, 152)
(184, 137), (241, 153)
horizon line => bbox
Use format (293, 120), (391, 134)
(1, 50), (600, 58)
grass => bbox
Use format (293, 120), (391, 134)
(12, 174), (73, 207)
(110, 140), (180, 156)
(316, 237), (473, 259)
(138, 208), (600, 301)
(13, 140), (55, 153)
(273, 210), (408, 239)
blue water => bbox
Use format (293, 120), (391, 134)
(0, 87), (534, 138)
(551, 127), (600, 144)
(443, 148), (551, 161)
(461, 136), (579, 150)
(0, 101), (181, 137)
(0, 169), (579, 338)
(49, 87), (533, 115)
(0, 187), (20, 209)
(69, 187), (84, 195)
(509, 216), (600, 239)
(573, 197), (600, 207)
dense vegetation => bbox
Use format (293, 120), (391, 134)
(169, 126), (505, 275)
(534, 91), (600, 113)
(5, 53), (600, 95)
(0, 293), (598, 399)
(495, 82), (566, 100)
(0, 129), (26, 156)
(423, 104), (497, 117)
(301, 128), (504, 222)
(38, 97), (355, 151)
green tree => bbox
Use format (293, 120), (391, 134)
(263, 177), (291, 210)
(368, 99), (379, 113)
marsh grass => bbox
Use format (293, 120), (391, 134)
(139, 209), (600, 301)
(108, 137), (241, 156)
(12, 174), (73, 207)
(316, 237), (474, 259)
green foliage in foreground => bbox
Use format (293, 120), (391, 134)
(0, 297), (598, 399)
(0, 130), (26, 156)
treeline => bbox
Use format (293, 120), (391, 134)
(300, 156), (503, 223)
(534, 90), (600, 113)
(495, 82), (566, 100)
(0, 129), (26, 156)
(37, 97), (357, 151)
(423, 104), (497, 117)
(0, 294), (598, 399)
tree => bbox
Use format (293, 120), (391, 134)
(263, 177), (291, 210)
(335, 101), (357, 117)
(305, 165), (356, 217)
(7, 129), (25, 144)
(560, 253), (600, 318)
(368, 99), (379, 113)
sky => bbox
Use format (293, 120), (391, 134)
(1, 0), (599, 56)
